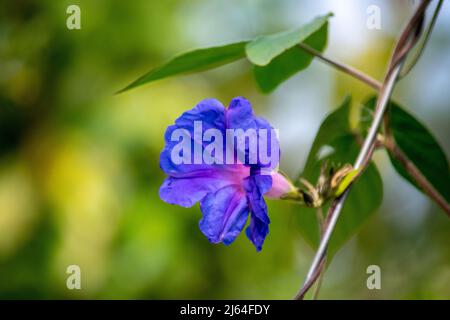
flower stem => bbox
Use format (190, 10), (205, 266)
(297, 42), (382, 91)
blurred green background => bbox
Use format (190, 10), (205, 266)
(0, 0), (449, 299)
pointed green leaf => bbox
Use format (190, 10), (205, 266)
(252, 22), (329, 93)
(118, 41), (248, 93)
(245, 13), (332, 66)
(364, 97), (450, 203)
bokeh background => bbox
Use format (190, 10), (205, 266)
(0, 0), (449, 299)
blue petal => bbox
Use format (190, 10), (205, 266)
(199, 185), (249, 245)
(159, 176), (227, 208)
(159, 166), (248, 207)
(226, 97), (280, 170)
(243, 174), (272, 251)
(245, 215), (269, 252)
(160, 98), (226, 175)
(227, 97), (254, 130)
(243, 174), (272, 224)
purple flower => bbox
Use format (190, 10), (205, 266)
(159, 97), (294, 251)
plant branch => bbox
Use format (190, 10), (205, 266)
(312, 259), (326, 300)
(384, 137), (450, 216)
(400, 0), (443, 78)
(312, 207), (326, 300)
(294, 0), (432, 300)
(297, 42), (382, 91)
(294, 199), (335, 300)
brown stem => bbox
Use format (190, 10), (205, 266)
(312, 257), (326, 300)
(400, 0), (443, 78)
(383, 0), (430, 137)
(312, 207), (326, 300)
(297, 43), (382, 91)
(294, 203), (334, 300)
(385, 137), (450, 217)
(294, 255), (327, 300)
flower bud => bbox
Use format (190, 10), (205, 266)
(265, 172), (297, 199)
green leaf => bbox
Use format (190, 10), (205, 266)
(364, 97), (450, 203)
(245, 13), (332, 93)
(245, 13), (332, 66)
(252, 22), (329, 93)
(297, 97), (383, 257)
(118, 41), (248, 93)
(119, 13), (331, 94)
